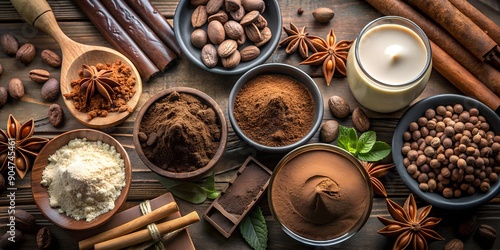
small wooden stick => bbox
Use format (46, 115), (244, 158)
(94, 211), (200, 250)
(78, 202), (178, 250)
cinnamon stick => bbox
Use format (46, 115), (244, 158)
(448, 0), (500, 45)
(100, 0), (177, 71)
(125, 0), (181, 56)
(405, 0), (500, 69)
(78, 202), (178, 250)
(430, 41), (500, 113)
(364, 0), (500, 96)
(73, 0), (159, 81)
(94, 211), (200, 250)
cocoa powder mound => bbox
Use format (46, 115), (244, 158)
(233, 74), (315, 147)
(139, 91), (221, 173)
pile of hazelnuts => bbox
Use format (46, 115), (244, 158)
(401, 104), (500, 198)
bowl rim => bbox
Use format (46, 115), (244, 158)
(133, 87), (228, 181)
(228, 63), (324, 153)
(268, 143), (373, 246)
(173, 0), (282, 75)
(31, 129), (132, 230)
(392, 94), (500, 210)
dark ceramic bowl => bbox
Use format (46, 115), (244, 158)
(392, 94), (500, 210)
(174, 0), (282, 75)
(228, 63), (324, 153)
(133, 87), (228, 181)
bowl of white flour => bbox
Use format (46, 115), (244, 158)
(31, 129), (132, 230)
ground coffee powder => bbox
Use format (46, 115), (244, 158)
(139, 91), (221, 172)
(233, 74), (315, 147)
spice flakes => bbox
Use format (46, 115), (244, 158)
(64, 60), (136, 120)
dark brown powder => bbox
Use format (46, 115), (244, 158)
(139, 91), (221, 173)
(233, 74), (315, 147)
(217, 162), (270, 215)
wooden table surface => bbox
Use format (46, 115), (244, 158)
(1, 0), (500, 249)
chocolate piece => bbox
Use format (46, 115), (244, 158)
(125, 0), (181, 56)
(100, 0), (177, 71)
(204, 156), (271, 238)
(74, 0), (159, 81)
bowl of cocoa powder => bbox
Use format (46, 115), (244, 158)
(393, 94), (500, 210)
(228, 63), (323, 153)
(133, 87), (227, 181)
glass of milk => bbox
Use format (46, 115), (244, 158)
(347, 16), (432, 113)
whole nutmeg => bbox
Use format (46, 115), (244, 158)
(224, 20), (244, 40)
(242, 0), (265, 13)
(474, 224), (497, 247)
(36, 227), (52, 249)
(352, 107), (370, 132)
(8, 78), (25, 100)
(221, 50), (241, 68)
(217, 39), (238, 58)
(207, 20), (226, 45)
(457, 215), (478, 240)
(48, 103), (64, 128)
(41, 78), (60, 101)
(1, 33), (19, 56)
(191, 5), (208, 28)
(443, 239), (464, 250)
(191, 28), (208, 49)
(240, 45), (260, 61)
(0, 229), (22, 249)
(320, 120), (339, 143)
(201, 44), (218, 68)
(0, 86), (7, 108)
(312, 7), (335, 23)
(14, 209), (36, 231)
(328, 95), (350, 118)
(40, 49), (61, 68)
(16, 43), (36, 65)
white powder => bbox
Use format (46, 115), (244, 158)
(41, 138), (126, 222)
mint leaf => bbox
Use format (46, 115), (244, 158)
(357, 131), (376, 154)
(157, 176), (207, 204)
(240, 206), (268, 250)
(357, 141), (391, 162)
(205, 172), (216, 191)
(338, 125), (358, 154)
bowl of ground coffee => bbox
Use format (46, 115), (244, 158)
(228, 63), (323, 153)
(268, 143), (373, 246)
(133, 87), (227, 181)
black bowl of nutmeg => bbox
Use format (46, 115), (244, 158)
(133, 87), (227, 181)
(174, 0), (282, 75)
(393, 94), (500, 210)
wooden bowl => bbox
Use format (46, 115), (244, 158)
(133, 87), (227, 181)
(31, 129), (132, 230)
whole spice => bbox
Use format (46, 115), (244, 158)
(40, 49), (61, 68)
(48, 104), (64, 128)
(457, 215), (478, 240)
(201, 44), (219, 68)
(191, 28), (208, 49)
(36, 227), (52, 249)
(191, 5), (208, 28)
(300, 28), (353, 86)
(297, 7), (303, 15)
(1, 33), (19, 56)
(0, 174), (5, 191)
(0, 115), (49, 178)
(240, 45), (260, 61)
(328, 95), (350, 118)
(41, 78), (60, 101)
(361, 161), (395, 197)
(352, 107), (370, 132)
(29, 69), (50, 83)
(16, 43), (36, 65)
(79, 64), (121, 105)
(319, 120), (339, 143)
(378, 194), (444, 250)
(14, 209), (36, 231)
(8, 78), (25, 100)
(0, 86), (7, 108)
(0, 229), (22, 249)
(312, 7), (335, 23)
(474, 224), (497, 247)
(443, 239), (464, 250)
(279, 23), (323, 59)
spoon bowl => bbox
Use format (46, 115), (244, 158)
(12, 0), (142, 129)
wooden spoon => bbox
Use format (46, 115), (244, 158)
(11, 0), (142, 129)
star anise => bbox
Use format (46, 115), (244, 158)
(361, 161), (395, 197)
(279, 23), (325, 59)
(0, 115), (49, 178)
(80, 64), (121, 105)
(300, 28), (353, 86)
(378, 194), (444, 250)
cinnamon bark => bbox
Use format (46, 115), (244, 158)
(430, 41), (500, 113)
(73, 0), (159, 82)
(448, 0), (500, 45)
(100, 0), (177, 71)
(125, 0), (181, 56)
(364, 0), (500, 96)
(405, 0), (499, 69)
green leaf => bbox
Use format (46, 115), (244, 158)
(338, 125), (358, 154)
(357, 141), (392, 162)
(206, 190), (221, 200)
(357, 131), (376, 154)
(205, 172), (216, 192)
(157, 176), (208, 204)
(240, 206), (268, 250)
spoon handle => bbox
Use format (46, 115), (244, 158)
(10, 0), (69, 44)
